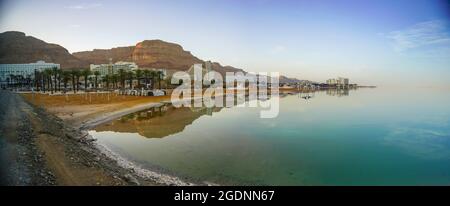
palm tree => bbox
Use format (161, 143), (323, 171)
(57, 69), (63, 91)
(52, 66), (58, 93)
(40, 72), (46, 93)
(112, 74), (118, 89)
(9, 75), (15, 89)
(103, 74), (110, 90)
(34, 70), (40, 91)
(81, 69), (91, 92)
(127, 71), (134, 89)
(149, 70), (156, 89)
(143, 70), (150, 88)
(26, 75), (31, 88)
(7, 74), (14, 87)
(135, 69), (143, 88)
(93, 71), (100, 90)
(7, 75), (11, 88)
(156, 70), (165, 89)
(71, 70), (81, 93)
(62, 71), (71, 92)
(48, 69), (54, 94)
(118, 69), (125, 89)
(41, 69), (50, 94)
(70, 70), (76, 93)
(19, 75), (24, 89)
(75, 70), (81, 92)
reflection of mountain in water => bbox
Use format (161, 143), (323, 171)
(94, 93), (297, 138)
(94, 106), (223, 138)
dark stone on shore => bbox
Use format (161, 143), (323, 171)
(124, 174), (140, 186)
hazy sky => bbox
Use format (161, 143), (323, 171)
(1, 0), (449, 87)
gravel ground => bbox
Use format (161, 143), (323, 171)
(0, 90), (55, 185)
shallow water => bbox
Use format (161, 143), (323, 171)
(89, 88), (450, 185)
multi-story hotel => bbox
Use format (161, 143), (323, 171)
(90, 61), (139, 77)
(0, 61), (60, 86)
(327, 77), (349, 87)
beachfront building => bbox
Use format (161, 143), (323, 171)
(326, 77), (349, 88)
(0, 61), (60, 86)
(338, 77), (349, 86)
(326, 78), (337, 85)
(90, 61), (138, 77)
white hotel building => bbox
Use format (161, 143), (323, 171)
(90, 61), (138, 77)
(0, 61), (60, 86)
(326, 77), (349, 87)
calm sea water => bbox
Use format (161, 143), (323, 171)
(89, 88), (450, 185)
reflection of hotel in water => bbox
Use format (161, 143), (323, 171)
(326, 88), (350, 97)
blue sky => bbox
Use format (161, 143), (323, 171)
(0, 0), (449, 87)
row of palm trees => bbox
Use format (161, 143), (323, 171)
(29, 67), (165, 93)
(6, 74), (33, 89)
(30, 67), (96, 94)
(102, 69), (165, 90)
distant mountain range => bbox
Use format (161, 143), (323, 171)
(0, 31), (301, 83)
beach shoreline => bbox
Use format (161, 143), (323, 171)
(13, 88), (341, 186)
(16, 91), (194, 186)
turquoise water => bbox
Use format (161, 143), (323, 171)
(89, 88), (450, 185)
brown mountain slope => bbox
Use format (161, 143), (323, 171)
(0, 31), (88, 69)
(73, 39), (244, 74)
(132, 40), (203, 70)
(71, 46), (134, 65)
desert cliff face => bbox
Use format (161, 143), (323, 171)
(0, 31), (88, 69)
(72, 46), (134, 65)
(131, 40), (203, 70)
